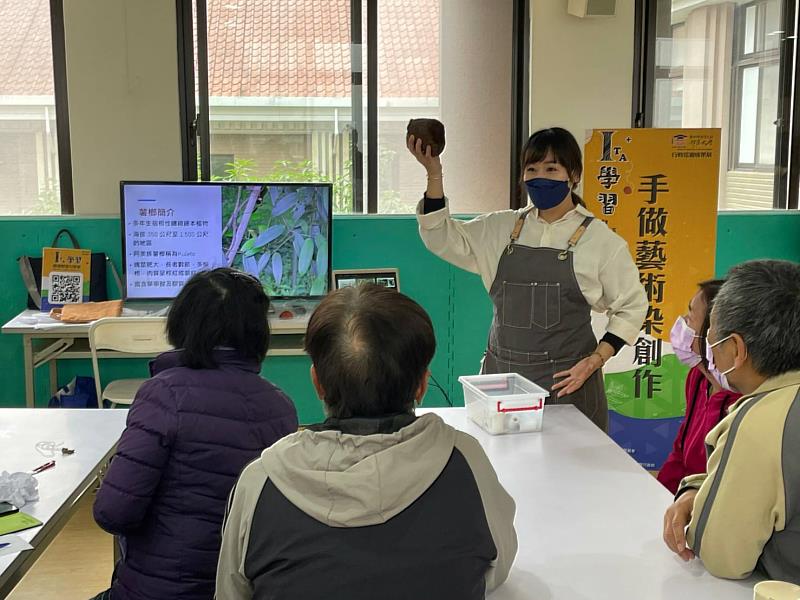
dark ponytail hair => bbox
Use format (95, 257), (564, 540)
(519, 127), (586, 207)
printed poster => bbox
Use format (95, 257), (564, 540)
(584, 128), (720, 469)
(40, 247), (92, 311)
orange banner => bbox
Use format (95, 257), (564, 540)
(585, 128), (720, 339)
(584, 128), (720, 468)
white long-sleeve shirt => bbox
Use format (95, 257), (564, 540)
(416, 199), (648, 346)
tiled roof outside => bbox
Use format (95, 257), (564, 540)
(376, 0), (438, 98)
(207, 0), (439, 98)
(0, 0), (439, 99)
(0, 0), (55, 96)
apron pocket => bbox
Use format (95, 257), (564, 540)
(532, 282), (561, 330)
(484, 347), (551, 387)
(489, 346), (549, 365)
(501, 281), (533, 329)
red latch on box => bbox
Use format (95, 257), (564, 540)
(496, 398), (543, 413)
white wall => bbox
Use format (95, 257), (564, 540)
(64, 0), (182, 215)
(530, 0), (635, 149)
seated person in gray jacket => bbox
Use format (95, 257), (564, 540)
(216, 284), (518, 600)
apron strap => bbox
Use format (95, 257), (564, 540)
(558, 216), (594, 260)
(506, 205), (536, 253)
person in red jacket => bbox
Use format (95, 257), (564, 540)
(657, 279), (741, 494)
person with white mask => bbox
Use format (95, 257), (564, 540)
(662, 259), (800, 584)
(657, 279), (741, 494)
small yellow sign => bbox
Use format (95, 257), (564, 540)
(41, 247), (92, 310)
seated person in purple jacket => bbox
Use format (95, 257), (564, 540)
(216, 284), (518, 600)
(91, 268), (298, 600)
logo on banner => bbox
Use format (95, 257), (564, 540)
(672, 134), (687, 147)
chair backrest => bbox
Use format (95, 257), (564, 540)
(89, 317), (172, 354)
(88, 317), (172, 408)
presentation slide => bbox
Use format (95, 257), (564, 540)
(123, 184), (224, 299)
(122, 182), (331, 300)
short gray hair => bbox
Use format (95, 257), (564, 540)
(713, 260), (800, 377)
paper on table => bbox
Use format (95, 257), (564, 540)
(0, 512), (42, 536)
(34, 323), (88, 330)
(121, 307), (169, 317)
(19, 313), (87, 329)
(34, 320), (88, 330)
(0, 534), (34, 557)
(0, 471), (39, 508)
(121, 308), (151, 317)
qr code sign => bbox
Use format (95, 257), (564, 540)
(49, 272), (84, 304)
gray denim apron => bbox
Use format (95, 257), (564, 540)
(482, 208), (608, 431)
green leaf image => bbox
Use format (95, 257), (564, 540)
(310, 275), (327, 295)
(315, 240), (328, 276)
(298, 238), (314, 275)
(257, 252), (271, 274)
(272, 252), (283, 285)
(254, 225), (284, 248)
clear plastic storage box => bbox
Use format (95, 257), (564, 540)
(458, 373), (549, 435)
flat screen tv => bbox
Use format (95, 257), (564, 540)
(120, 181), (332, 300)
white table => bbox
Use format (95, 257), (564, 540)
(422, 406), (757, 600)
(2, 309), (311, 407)
(0, 409), (128, 596)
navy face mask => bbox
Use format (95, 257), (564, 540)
(525, 178), (570, 210)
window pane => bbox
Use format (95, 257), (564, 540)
(738, 66), (759, 165)
(205, 0), (356, 213)
(202, 0), (512, 214)
(653, 78), (683, 128)
(0, 0), (61, 215)
(651, 0), (782, 210)
(764, 0), (780, 51)
(744, 5), (757, 54)
(758, 63), (779, 165)
(376, 0), (512, 214)
(376, 0), (439, 214)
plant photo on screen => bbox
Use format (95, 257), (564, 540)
(222, 184), (329, 297)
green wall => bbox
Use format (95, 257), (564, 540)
(713, 211), (800, 273)
(1, 211), (798, 422)
(0, 216), (453, 423)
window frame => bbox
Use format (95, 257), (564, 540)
(729, 0), (782, 173)
(177, 0), (530, 213)
(8, 0), (76, 215)
(632, 0), (799, 210)
(48, 0), (74, 213)
(176, 0), (197, 182)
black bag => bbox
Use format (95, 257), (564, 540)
(17, 228), (124, 310)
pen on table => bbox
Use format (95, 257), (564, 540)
(0, 543), (10, 549)
(32, 460), (55, 474)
